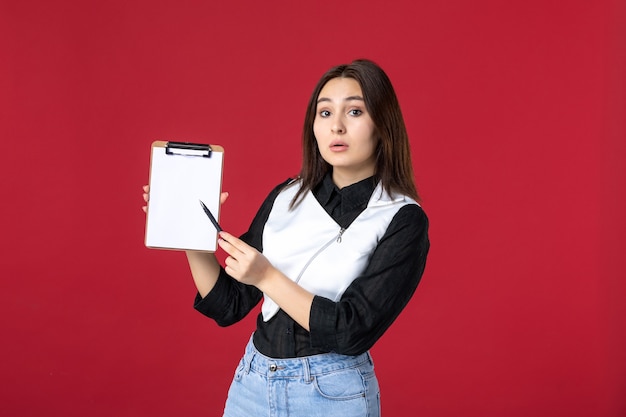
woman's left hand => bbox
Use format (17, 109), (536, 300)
(219, 231), (313, 330)
(218, 231), (273, 287)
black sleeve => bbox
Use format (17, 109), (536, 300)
(193, 179), (293, 326)
(308, 204), (430, 355)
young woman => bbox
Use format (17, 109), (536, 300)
(143, 59), (429, 416)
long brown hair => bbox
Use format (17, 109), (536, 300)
(291, 59), (420, 208)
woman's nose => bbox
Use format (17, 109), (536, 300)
(331, 117), (345, 134)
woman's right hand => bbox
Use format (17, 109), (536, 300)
(142, 184), (230, 296)
(141, 184), (229, 213)
(142, 185), (150, 213)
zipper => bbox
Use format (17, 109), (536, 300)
(336, 227), (345, 243)
(294, 227), (345, 285)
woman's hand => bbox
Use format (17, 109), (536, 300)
(142, 185), (150, 213)
(141, 184), (229, 213)
(218, 231), (273, 287)
(141, 183), (230, 297)
(219, 230), (314, 330)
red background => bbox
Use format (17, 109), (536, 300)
(1, 1), (624, 416)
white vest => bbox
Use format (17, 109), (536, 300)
(261, 180), (418, 321)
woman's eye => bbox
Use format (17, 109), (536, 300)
(348, 109), (363, 116)
(319, 110), (331, 117)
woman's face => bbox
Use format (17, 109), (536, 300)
(313, 77), (378, 188)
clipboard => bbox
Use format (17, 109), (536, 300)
(145, 140), (224, 252)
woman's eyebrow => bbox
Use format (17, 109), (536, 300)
(316, 95), (365, 104)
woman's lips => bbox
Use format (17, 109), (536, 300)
(330, 141), (348, 151)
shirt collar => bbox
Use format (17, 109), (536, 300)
(316, 172), (377, 209)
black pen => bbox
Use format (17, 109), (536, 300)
(199, 199), (222, 233)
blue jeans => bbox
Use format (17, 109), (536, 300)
(223, 335), (381, 417)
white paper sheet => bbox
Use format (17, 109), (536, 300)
(145, 144), (223, 251)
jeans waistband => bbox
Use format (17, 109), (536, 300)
(242, 335), (373, 379)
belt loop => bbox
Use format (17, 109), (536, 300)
(244, 350), (255, 374)
(301, 358), (312, 384)
(243, 340), (256, 375)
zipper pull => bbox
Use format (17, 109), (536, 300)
(336, 228), (345, 243)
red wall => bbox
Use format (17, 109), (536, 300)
(1, 1), (624, 416)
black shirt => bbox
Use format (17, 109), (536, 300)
(194, 174), (430, 358)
